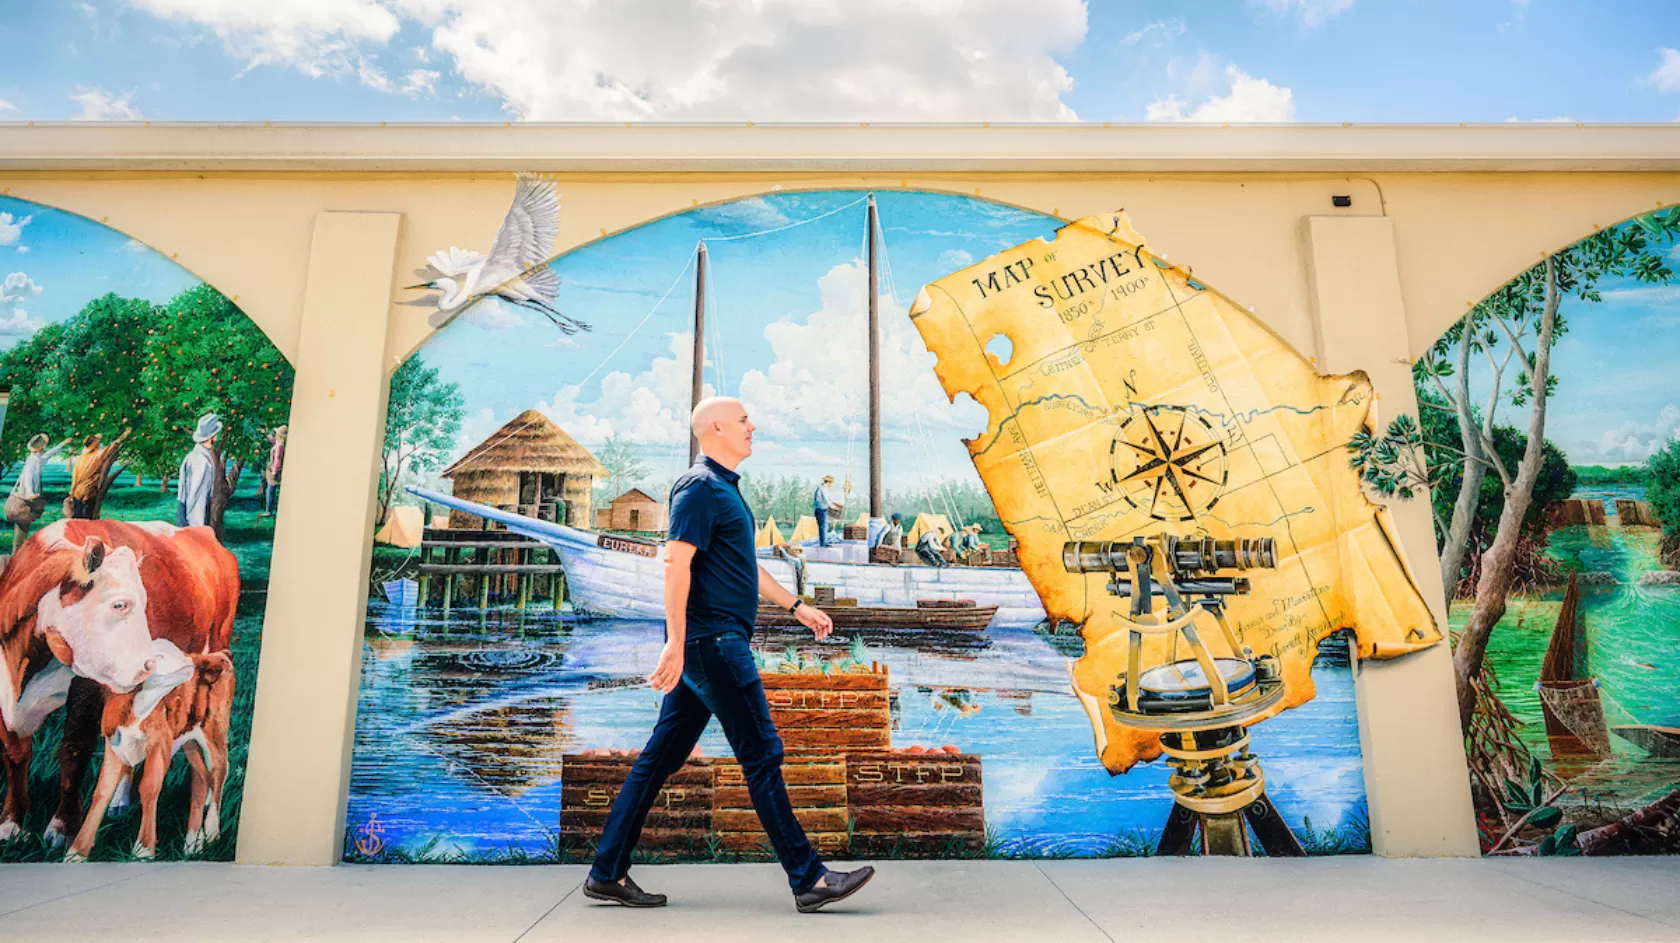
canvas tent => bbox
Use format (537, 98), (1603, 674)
(375, 505), (424, 548)
(755, 516), (786, 547)
(906, 512), (955, 548)
(788, 515), (820, 543)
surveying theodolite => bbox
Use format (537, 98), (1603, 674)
(1062, 535), (1305, 857)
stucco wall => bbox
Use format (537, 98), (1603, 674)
(4, 122), (1677, 864)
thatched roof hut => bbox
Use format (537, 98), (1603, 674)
(440, 409), (608, 529)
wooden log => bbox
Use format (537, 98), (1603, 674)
(780, 727), (892, 749)
(768, 708), (892, 729)
(560, 827), (709, 851)
(714, 759), (845, 786)
(764, 689), (889, 711)
(848, 755), (982, 786)
(561, 756), (714, 785)
(715, 808), (848, 833)
(418, 564), (568, 574)
(718, 831), (850, 855)
(849, 783), (983, 807)
(713, 784), (848, 808)
(849, 831), (985, 857)
(760, 672), (888, 691)
(851, 805), (984, 832)
(561, 808), (712, 830)
(560, 784), (713, 809)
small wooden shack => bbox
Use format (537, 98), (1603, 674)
(440, 409), (608, 529)
(591, 487), (667, 533)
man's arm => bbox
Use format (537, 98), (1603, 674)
(758, 564), (833, 641)
(648, 540), (697, 693)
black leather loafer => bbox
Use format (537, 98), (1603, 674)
(583, 874), (668, 907)
(794, 866), (875, 913)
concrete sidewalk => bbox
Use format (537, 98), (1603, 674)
(3, 857), (1678, 942)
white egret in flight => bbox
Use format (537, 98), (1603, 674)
(405, 173), (589, 334)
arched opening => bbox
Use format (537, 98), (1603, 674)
(1354, 205), (1680, 856)
(0, 194), (296, 863)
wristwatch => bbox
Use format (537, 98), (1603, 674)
(788, 598), (805, 613)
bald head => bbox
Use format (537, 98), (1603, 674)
(691, 396), (755, 467)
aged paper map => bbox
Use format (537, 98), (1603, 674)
(909, 212), (1442, 774)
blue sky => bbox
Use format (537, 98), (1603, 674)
(1, 1), (1678, 123)
(420, 190), (1057, 492)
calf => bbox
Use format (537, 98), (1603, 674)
(66, 641), (234, 861)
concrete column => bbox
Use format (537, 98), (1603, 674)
(1304, 215), (1481, 857)
(236, 211), (403, 865)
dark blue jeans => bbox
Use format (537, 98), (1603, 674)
(815, 507), (830, 546)
(588, 632), (825, 893)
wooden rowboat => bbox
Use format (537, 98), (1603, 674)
(757, 598), (998, 632)
(1612, 724), (1680, 758)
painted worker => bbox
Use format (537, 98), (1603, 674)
(6, 433), (71, 544)
(177, 412), (223, 528)
(260, 424), (287, 518)
(956, 524), (986, 563)
(915, 524), (951, 568)
(585, 396), (875, 914)
(878, 512), (904, 550)
(67, 428), (132, 519)
(811, 474), (849, 547)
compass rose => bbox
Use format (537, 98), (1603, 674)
(1109, 406), (1229, 522)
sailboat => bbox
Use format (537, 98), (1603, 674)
(410, 194), (1048, 625)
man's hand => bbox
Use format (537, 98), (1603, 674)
(796, 603), (834, 641)
(648, 642), (684, 693)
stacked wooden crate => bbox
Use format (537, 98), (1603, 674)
(558, 666), (986, 861)
(847, 749), (985, 857)
(559, 754), (715, 855)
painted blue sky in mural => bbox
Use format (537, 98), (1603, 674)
(1459, 228), (1680, 467)
(2, 2), (1678, 124)
(420, 190), (1058, 487)
(0, 195), (199, 348)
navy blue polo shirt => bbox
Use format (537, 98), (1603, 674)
(666, 456), (758, 640)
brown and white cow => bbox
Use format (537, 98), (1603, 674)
(0, 519), (237, 846)
(67, 641), (235, 861)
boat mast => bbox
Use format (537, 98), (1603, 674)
(689, 240), (708, 466)
(867, 194), (882, 519)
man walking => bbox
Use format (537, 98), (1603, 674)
(585, 397), (875, 914)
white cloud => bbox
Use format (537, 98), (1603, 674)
(15, 246), (28, 255)
(1504, 115), (1576, 123)
(1572, 403), (1680, 464)
(1121, 18), (1185, 48)
(1647, 48), (1680, 93)
(695, 197), (791, 232)
(400, 68), (439, 97)
(70, 86), (144, 120)
(1601, 285), (1680, 304)
(0, 272), (44, 335)
(937, 249), (974, 272)
(1250, 0), (1354, 27)
(461, 297), (524, 330)
(1147, 65), (1295, 122)
(0, 99), (16, 114)
(529, 260), (986, 469)
(129, 0), (1087, 120)
(539, 332), (712, 448)
(0, 212), (32, 247)
(125, 0), (401, 82)
(731, 261), (986, 451)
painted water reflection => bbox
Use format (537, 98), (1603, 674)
(346, 606), (1370, 861)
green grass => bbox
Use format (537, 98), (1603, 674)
(0, 473), (273, 863)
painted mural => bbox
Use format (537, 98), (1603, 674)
(345, 183), (1381, 864)
(0, 196), (294, 863)
(1357, 207), (1680, 855)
